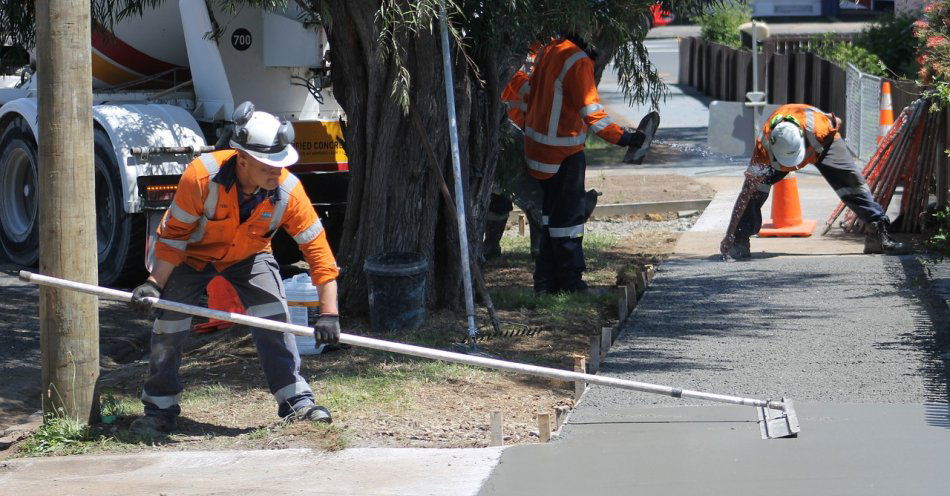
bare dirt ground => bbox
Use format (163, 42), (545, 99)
(585, 172), (714, 204)
(0, 174), (711, 458)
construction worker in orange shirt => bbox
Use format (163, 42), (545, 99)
(721, 103), (908, 260)
(512, 34), (659, 293)
(127, 102), (340, 437)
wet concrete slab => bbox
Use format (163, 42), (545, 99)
(479, 403), (950, 496)
(482, 250), (949, 495)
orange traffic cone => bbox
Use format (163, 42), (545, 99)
(758, 173), (817, 237)
(193, 276), (245, 333)
(878, 81), (894, 144)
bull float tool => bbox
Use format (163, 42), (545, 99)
(20, 271), (800, 439)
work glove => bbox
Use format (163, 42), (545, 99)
(623, 111), (660, 165)
(313, 314), (341, 345)
(130, 280), (162, 316)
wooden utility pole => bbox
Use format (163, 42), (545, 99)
(36, 0), (99, 422)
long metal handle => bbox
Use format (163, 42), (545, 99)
(438, 3), (478, 345)
(19, 271), (788, 412)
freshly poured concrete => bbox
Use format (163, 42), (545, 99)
(481, 255), (950, 495)
(480, 403), (950, 495)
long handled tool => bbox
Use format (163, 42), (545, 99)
(20, 271), (800, 439)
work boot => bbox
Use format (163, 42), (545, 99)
(727, 236), (751, 260)
(623, 111), (661, 165)
(130, 414), (177, 438)
(285, 404), (333, 424)
(864, 220), (911, 255)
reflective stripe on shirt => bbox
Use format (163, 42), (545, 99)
(546, 51), (588, 140)
(293, 219), (324, 245)
(269, 174), (300, 232)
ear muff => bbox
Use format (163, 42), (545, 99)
(231, 101), (255, 146)
(233, 127), (249, 146)
(276, 121), (295, 146)
(233, 101), (255, 126)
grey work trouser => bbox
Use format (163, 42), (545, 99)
(141, 253), (314, 420)
(736, 137), (887, 240)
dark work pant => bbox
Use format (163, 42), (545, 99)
(736, 137), (886, 239)
(141, 253), (315, 420)
(484, 193), (513, 250)
(535, 150), (587, 292)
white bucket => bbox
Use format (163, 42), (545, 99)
(284, 273), (325, 355)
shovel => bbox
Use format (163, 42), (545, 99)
(20, 271), (800, 439)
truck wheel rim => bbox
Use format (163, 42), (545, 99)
(0, 147), (37, 243)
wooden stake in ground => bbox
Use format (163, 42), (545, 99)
(573, 355), (587, 400)
(490, 411), (503, 446)
(537, 413), (552, 442)
(36, 0), (100, 422)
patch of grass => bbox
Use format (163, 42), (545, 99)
(316, 361), (489, 413)
(245, 427), (271, 440)
(20, 414), (92, 455)
(583, 232), (621, 255)
(490, 287), (612, 316)
(180, 383), (232, 410)
(100, 392), (138, 421)
(499, 234), (530, 255)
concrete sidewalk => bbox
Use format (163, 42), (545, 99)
(0, 447), (503, 495)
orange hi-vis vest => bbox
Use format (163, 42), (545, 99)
(755, 104), (841, 172)
(152, 150), (339, 286)
(522, 38), (627, 179)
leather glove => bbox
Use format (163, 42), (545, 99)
(130, 280), (162, 316)
(313, 314), (341, 345)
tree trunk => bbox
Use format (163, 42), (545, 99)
(323, 0), (508, 314)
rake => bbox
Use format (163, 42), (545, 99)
(20, 271), (800, 439)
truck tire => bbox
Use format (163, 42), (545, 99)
(0, 117), (39, 267)
(94, 128), (145, 286)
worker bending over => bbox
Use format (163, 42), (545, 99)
(128, 102), (340, 437)
(511, 34), (659, 293)
(722, 103), (907, 259)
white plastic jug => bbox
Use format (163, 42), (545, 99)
(283, 273), (325, 355)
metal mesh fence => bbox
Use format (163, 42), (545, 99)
(845, 63), (882, 162)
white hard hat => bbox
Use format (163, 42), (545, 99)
(769, 121), (805, 168)
(229, 102), (299, 168)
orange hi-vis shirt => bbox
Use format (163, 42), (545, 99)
(501, 44), (541, 130)
(152, 150), (339, 286)
(522, 38), (627, 179)
(755, 104), (841, 172)
(502, 69), (531, 130)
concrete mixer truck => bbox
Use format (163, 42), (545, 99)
(0, 1), (348, 284)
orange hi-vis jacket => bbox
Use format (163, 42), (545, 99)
(152, 150), (339, 286)
(522, 38), (627, 179)
(755, 104), (841, 172)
